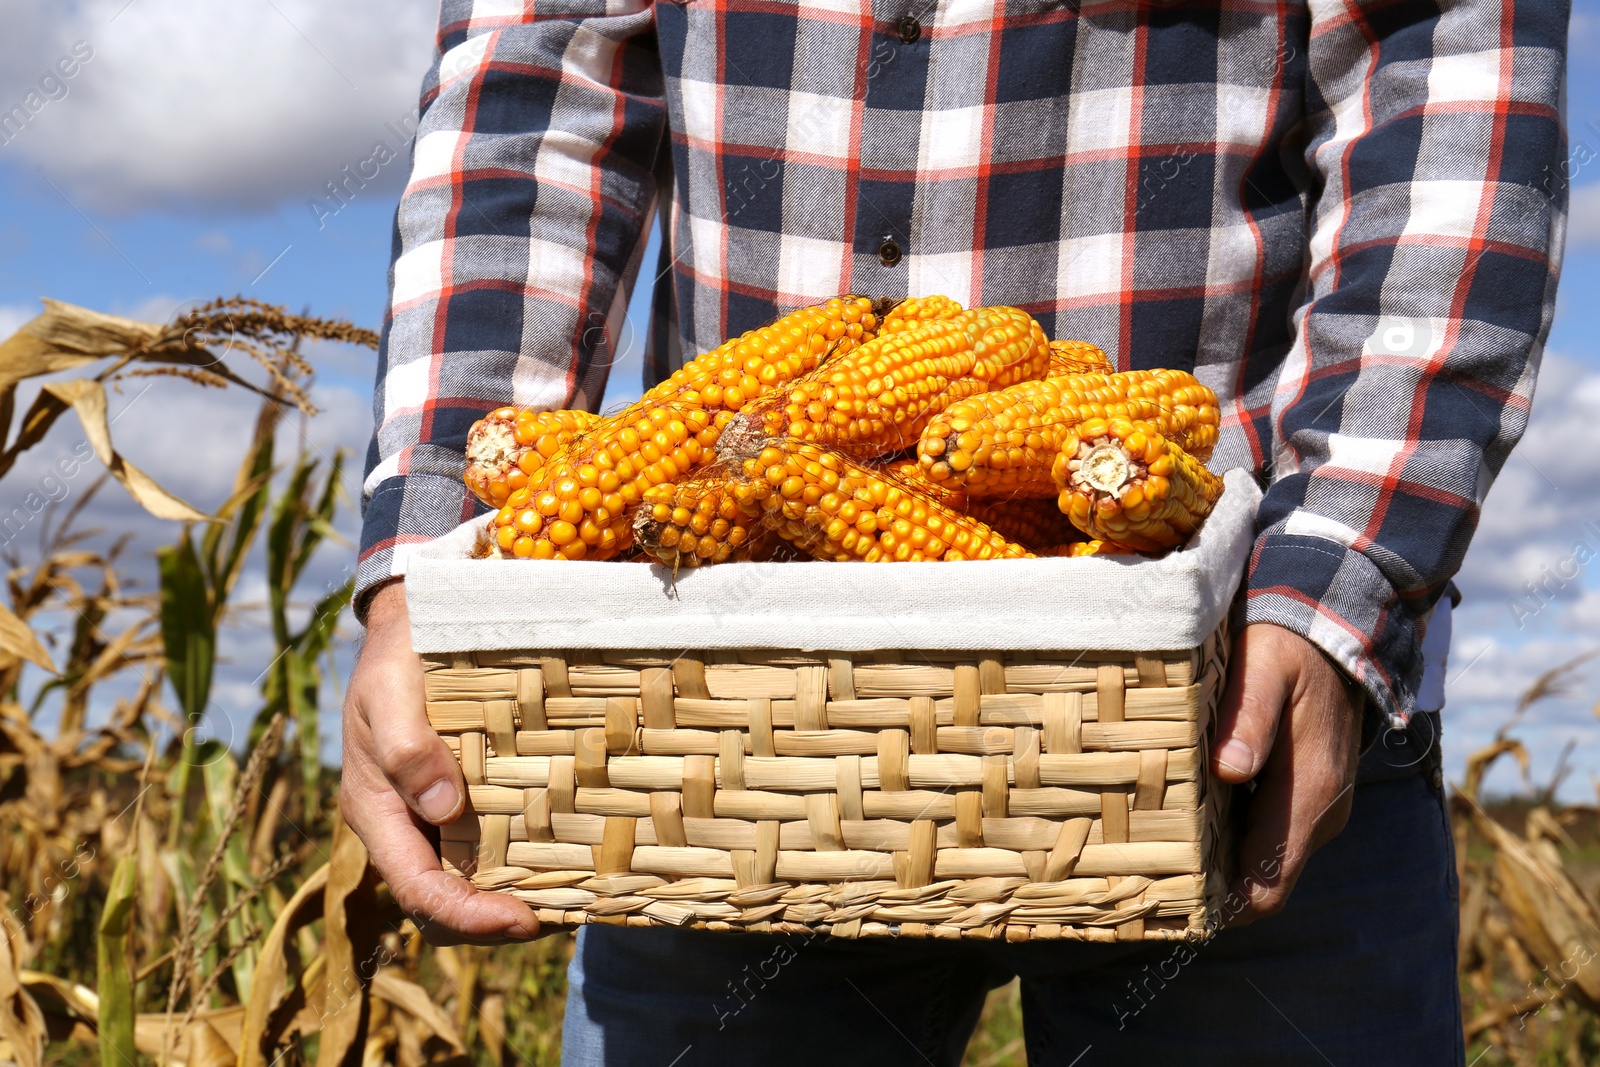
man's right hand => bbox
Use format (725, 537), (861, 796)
(340, 579), (541, 944)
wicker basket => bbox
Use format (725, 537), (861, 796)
(423, 628), (1231, 942)
(411, 470), (1260, 941)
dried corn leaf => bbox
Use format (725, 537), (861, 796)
(318, 814), (381, 1067)
(0, 300), (156, 396)
(17, 971), (97, 1023)
(1461, 738), (1529, 805)
(149, 1010), (252, 1064)
(0, 912), (45, 1067)
(177, 1019), (238, 1067)
(1475, 812), (1600, 1010)
(478, 992), (507, 1067)
(0, 602), (53, 673)
(238, 862), (330, 1067)
(41, 380), (209, 522)
(21, 970), (252, 1065)
(371, 969), (464, 1054)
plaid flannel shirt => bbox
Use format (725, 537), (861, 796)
(360, 0), (1568, 728)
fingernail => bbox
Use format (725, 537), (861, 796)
(1216, 739), (1254, 776)
(417, 779), (459, 822)
(513, 913), (541, 940)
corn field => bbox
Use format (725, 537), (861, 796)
(0, 300), (1593, 1067)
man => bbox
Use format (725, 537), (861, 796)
(342, 0), (1566, 1061)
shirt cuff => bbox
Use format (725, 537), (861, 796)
(1242, 530), (1423, 733)
(355, 472), (483, 623)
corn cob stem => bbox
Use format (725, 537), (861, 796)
(464, 407), (601, 508)
(632, 465), (764, 570)
(1052, 417), (1224, 552)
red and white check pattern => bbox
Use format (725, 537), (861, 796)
(361, 0), (1568, 727)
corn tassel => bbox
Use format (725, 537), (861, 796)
(1053, 417), (1224, 552)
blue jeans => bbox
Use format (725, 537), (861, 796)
(562, 714), (1461, 1066)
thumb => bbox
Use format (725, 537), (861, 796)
(1211, 624), (1294, 783)
(368, 682), (467, 825)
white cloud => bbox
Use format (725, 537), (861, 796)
(194, 230), (232, 254)
(1570, 182), (1600, 249)
(1455, 351), (1600, 605)
(1433, 621), (1600, 801)
(1413, 350), (1600, 802)
(2, 0), (436, 213)
(1573, 8), (1599, 56)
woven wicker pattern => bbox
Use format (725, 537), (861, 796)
(424, 625), (1230, 941)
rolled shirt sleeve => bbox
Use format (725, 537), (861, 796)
(1246, 0), (1567, 726)
(357, 0), (667, 611)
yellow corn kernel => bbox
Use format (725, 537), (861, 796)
(1046, 339), (1113, 377)
(487, 297), (878, 560)
(963, 496), (1081, 551)
(730, 440), (1033, 562)
(724, 306), (1051, 459)
(879, 295), (964, 334)
(916, 368), (1220, 497)
(881, 458), (968, 509)
(632, 465), (765, 570)
(463, 407), (600, 508)
(1053, 417), (1224, 552)
(1044, 539), (1140, 557)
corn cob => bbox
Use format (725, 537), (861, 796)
(632, 465), (764, 570)
(1046, 339), (1113, 377)
(486, 297), (879, 560)
(1053, 417), (1224, 552)
(464, 407), (601, 508)
(729, 441), (1033, 562)
(875, 460), (1079, 549)
(1046, 539), (1139, 557)
(916, 369), (1220, 497)
(963, 496), (1082, 551)
(882, 458), (967, 509)
(879, 295), (964, 334)
(722, 306), (1050, 459)
(655, 295), (879, 412)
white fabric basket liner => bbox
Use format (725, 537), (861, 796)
(407, 469), (1261, 655)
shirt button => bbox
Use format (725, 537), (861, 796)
(896, 15), (921, 43)
(877, 238), (903, 266)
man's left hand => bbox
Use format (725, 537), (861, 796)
(1210, 622), (1364, 925)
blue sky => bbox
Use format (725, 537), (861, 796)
(2, 0), (1597, 797)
